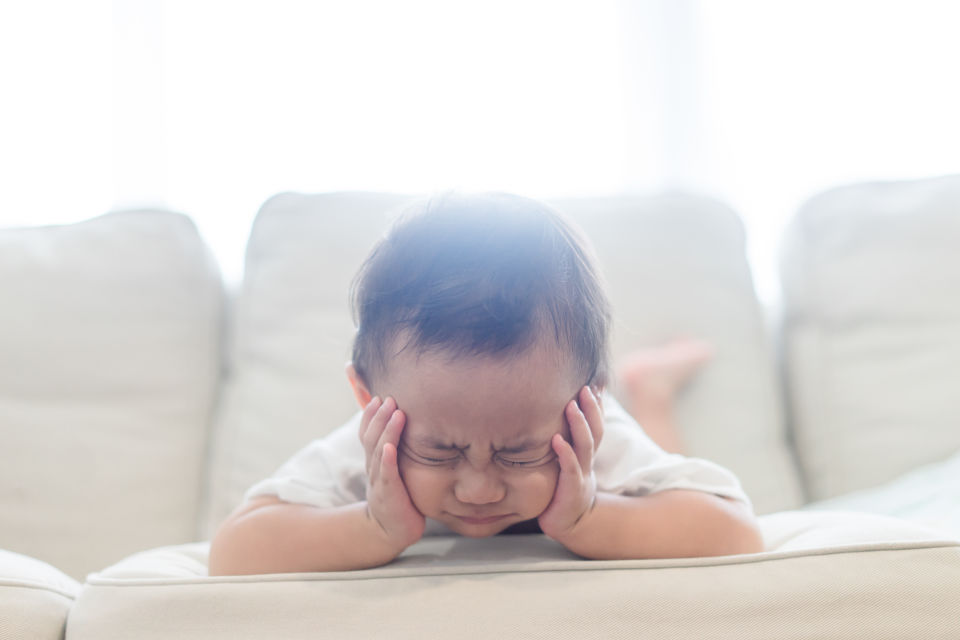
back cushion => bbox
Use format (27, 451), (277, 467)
(202, 192), (804, 534)
(780, 175), (960, 501)
(0, 212), (222, 579)
(555, 195), (803, 514)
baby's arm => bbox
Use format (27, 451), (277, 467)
(208, 397), (424, 575)
(207, 496), (405, 574)
(551, 490), (763, 560)
(540, 387), (764, 560)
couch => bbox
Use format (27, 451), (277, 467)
(2, 177), (959, 638)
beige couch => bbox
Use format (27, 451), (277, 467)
(3, 178), (960, 638)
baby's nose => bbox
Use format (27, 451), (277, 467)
(453, 464), (506, 505)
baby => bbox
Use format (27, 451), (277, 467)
(208, 193), (764, 575)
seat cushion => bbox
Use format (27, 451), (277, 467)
(0, 549), (79, 640)
(0, 211), (223, 580)
(781, 175), (960, 501)
(202, 192), (802, 536)
(68, 511), (960, 639)
(806, 447), (960, 541)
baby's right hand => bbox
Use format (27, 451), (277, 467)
(358, 397), (426, 552)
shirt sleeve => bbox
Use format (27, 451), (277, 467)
(243, 412), (368, 508)
(595, 393), (751, 507)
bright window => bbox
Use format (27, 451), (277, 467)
(3, 1), (959, 297)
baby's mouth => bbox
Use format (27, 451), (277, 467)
(452, 513), (511, 525)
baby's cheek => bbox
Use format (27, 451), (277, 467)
(397, 458), (434, 482)
(396, 454), (411, 479)
(402, 461), (467, 514)
(520, 466), (561, 511)
(396, 459), (431, 506)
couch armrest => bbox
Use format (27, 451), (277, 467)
(0, 549), (79, 640)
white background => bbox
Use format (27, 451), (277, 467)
(2, 1), (959, 300)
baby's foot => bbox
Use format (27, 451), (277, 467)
(617, 338), (714, 403)
(615, 339), (713, 454)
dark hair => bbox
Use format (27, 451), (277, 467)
(350, 192), (611, 391)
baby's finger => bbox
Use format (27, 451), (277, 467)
(370, 408), (405, 474)
(379, 440), (419, 528)
(369, 441), (401, 508)
(565, 398), (595, 470)
(551, 433), (583, 492)
(379, 441), (403, 488)
(367, 410), (400, 481)
(362, 397), (396, 454)
(379, 408), (407, 451)
(580, 386), (604, 450)
(357, 396), (383, 443)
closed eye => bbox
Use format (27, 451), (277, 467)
(497, 451), (555, 468)
(400, 445), (459, 466)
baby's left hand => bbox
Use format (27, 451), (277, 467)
(538, 386), (603, 541)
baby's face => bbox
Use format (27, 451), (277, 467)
(376, 342), (582, 537)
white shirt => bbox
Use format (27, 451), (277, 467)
(245, 394), (751, 535)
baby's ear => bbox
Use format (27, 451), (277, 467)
(345, 362), (374, 408)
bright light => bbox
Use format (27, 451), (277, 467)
(698, 0), (960, 302)
(3, 1), (959, 293)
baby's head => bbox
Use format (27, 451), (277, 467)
(347, 192), (611, 536)
(350, 192), (610, 392)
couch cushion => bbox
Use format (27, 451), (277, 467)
(202, 192), (803, 535)
(0, 211), (223, 580)
(552, 195), (802, 514)
(0, 549), (79, 640)
(68, 512), (960, 639)
(781, 175), (960, 501)
(805, 447), (960, 540)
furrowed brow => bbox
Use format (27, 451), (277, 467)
(411, 435), (467, 451)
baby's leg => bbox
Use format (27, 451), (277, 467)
(616, 339), (713, 454)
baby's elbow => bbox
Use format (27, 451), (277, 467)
(713, 498), (765, 556)
(207, 520), (245, 576)
(724, 520), (765, 556)
(207, 497), (282, 576)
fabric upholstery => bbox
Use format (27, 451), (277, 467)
(67, 511), (960, 639)
(0, 211), (223, 580)
(0, 549), (78, 640)
(781, 175), (960, 501)
(553, 195), (803, 514)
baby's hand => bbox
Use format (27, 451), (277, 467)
(359, 396), (426, 551)
(538, 386), (603, 542)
